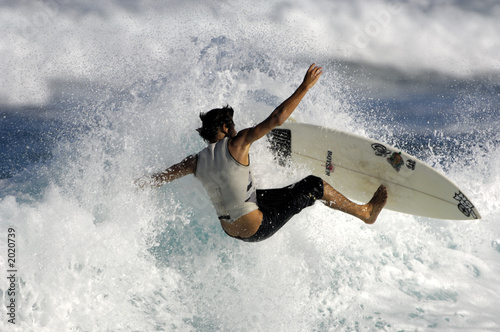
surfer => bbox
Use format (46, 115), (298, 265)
(137, 64), (387, 242)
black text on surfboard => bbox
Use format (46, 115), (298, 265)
(454, 191), (479, 219)
(324, 150), (334, 176)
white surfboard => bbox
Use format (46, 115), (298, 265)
(267, 122), (481, 220)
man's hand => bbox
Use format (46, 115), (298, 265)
(301, 63), (323, 90)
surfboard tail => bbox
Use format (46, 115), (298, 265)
(267, 128), (292, 167)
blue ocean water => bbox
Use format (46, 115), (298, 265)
(1, 0), (499, 331)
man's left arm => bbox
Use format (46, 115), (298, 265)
(228, 64), (322, 163)
(136, 154), (197, 188)
(236, 63), (322, 146)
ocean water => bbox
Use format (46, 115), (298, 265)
(1, 0), (499, 331)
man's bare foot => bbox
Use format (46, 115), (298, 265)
(362, 185), (388, 224)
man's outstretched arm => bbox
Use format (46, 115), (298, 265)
(237, 63), (322, 145)
(135, 155), (197, 188)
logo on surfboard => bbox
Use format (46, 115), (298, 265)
(454, 191), (479, 219)
(372, 143), (392, 157)
(371, 143), (416, 172)
(323, 150), (334, 176)
(387, 152), (405, 172)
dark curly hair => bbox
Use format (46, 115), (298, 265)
(196, 105), (234, 143)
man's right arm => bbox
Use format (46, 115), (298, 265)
(236, 63), (322, 146)
(135, 154), (197, 189)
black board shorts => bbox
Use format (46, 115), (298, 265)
(227, 175), (324, 242)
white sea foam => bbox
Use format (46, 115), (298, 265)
(1, 0), (499, 106)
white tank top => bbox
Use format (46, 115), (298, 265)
(195, 137), (258, 222)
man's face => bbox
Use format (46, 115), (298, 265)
(227, 117), (237, 137)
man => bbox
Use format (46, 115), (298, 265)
(139, 64), (388, 242)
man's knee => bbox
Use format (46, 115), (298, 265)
(302, 175), (324, 201)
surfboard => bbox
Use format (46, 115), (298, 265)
(266, 122), (481, 220)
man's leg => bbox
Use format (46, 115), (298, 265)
(322, 181), (388, 224)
